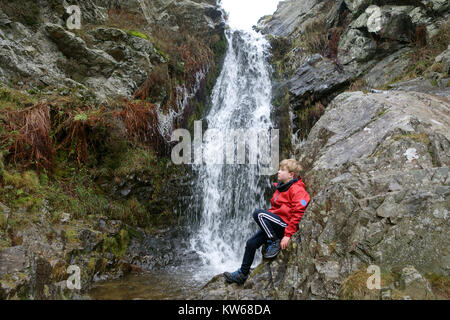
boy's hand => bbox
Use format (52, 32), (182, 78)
(281, 236), (290, 250)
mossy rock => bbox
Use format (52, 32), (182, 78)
(102, 229), (129, 258)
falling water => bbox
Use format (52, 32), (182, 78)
(188, 28), (277, 279)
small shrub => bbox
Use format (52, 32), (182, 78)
(349, 79), (368, 92)
(112, 100), (165, 155)
(1, 102), (54, 174)
(0, 1), (41, 28)
(300, 18), (329, 56)
(53, 106), (109, 168)
(104, 8), (148, 31)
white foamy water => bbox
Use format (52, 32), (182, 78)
(188, 28), (276, 280)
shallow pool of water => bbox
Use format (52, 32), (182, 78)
(88, 270), (206, 300)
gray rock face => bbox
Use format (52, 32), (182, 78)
(400, 266), (435, 299)
(287, 54), (354, 108)
(366, 6), (414, 42)
(344, 0), (371, 13)
(198, 90), (450, 300)
(363, 47), (412, 88)
(134, 0), (224, 34)
(0, 0), (224, 102)
(45, 23), (118, 77)
(0, 246), (28, 278)
(338, 28), (377, 65)
(255, 0), (323, 37)
(388, 77), (450, 99)
(435, 45), (450, 76)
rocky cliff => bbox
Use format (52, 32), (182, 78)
(198, 0), (450, 300)
(0, 0), (226, 299)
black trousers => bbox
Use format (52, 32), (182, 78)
(240, 208), (287, 275)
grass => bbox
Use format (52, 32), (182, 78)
(338, 266), (395, 300)
(391, 22), (450, 83)
(102, 229), (130, 258)
(392, 132), (430, 145)
(1, 102), (54, 174)
(424, 272), (450, 299)
(103, 8), (149, 32)
(0, 0), (41, 29)
(295, 101), (326, 141)
(0, 86), (38, 110)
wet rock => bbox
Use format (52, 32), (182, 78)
(0, 8), (12, 26)
(31, 257), (52, 300)
(78, 229), (103, 253)
(126, 226), (201, 271)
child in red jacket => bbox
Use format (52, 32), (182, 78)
(224, 159), (310, 285)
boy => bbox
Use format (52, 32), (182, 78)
(223, 159), (310, 285)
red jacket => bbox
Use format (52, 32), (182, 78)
(268, 176), (310, 238)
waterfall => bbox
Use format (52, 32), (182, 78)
(187, 28), (277, 279)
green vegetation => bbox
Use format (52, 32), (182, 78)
(294, 101), (326, 141)
(0, 2), (228, 248)
(424, 272), (450, 299)
(0, 86), (38, 111)
(127, 30), (149, 40)
(389, 22), (450, 84)
(0, 0), (41, 28)
(102, 229), (130, 258)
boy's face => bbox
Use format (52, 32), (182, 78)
(277, 167), (294, 183)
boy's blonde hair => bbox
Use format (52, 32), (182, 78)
(279, 159), (303, 177)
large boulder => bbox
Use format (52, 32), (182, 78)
(434, 45), (450, 76)
(254, 0), (324, 37)
(287, 54), (357, 109)
(365, 6), (414, 42)
(337, 28), (377, 65)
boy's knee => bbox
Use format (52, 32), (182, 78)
(253, 208), (264, 220)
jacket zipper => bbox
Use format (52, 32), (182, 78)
(274, 192), (280, 204)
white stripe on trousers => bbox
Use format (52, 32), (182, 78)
(257, 212), (288, 239)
